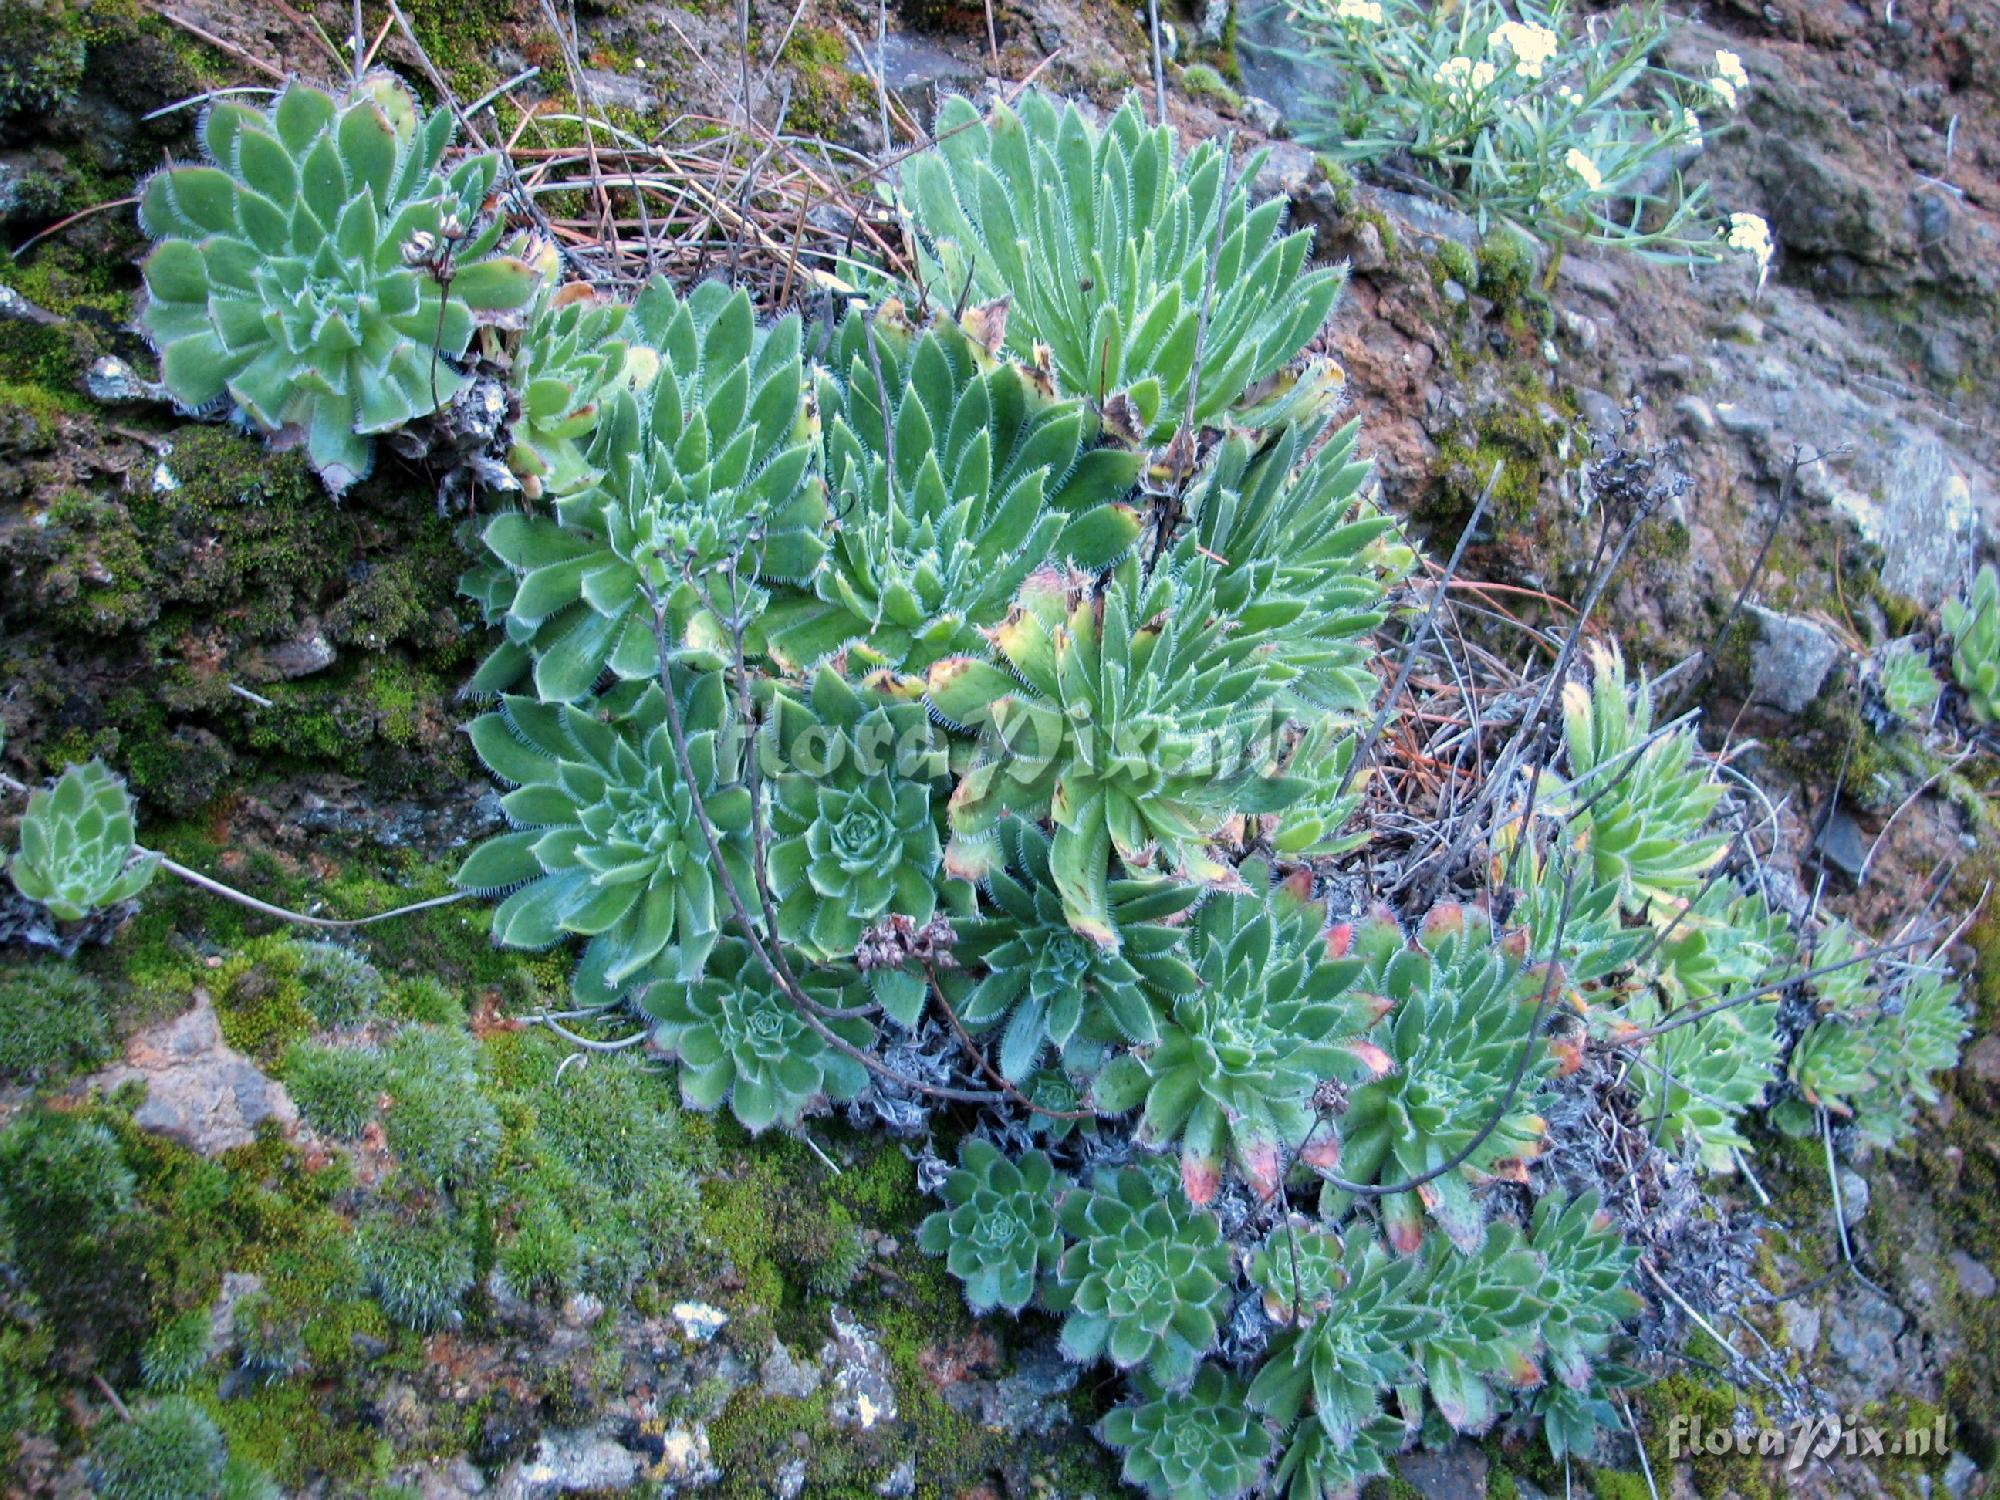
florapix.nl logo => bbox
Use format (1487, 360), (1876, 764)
(1666, 1410), (1951, 1472)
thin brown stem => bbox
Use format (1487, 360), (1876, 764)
(926, 963), (1096, 1120)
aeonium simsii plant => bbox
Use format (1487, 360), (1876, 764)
(1283, 0), (1773, 270)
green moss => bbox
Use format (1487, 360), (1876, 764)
(1631, 1370), (1779, 1500)
(312, 856), (545, 999)
(0, 1315), (62, 1463)
(1773, 695), (1908, 813)
(1354, 205), (1399, 260)
(207, 1380), (392, 1491)
(381, 974), (466, 1026)
(281, 1041), (390, 1141)
(1178, 62), (1243, 111)
(692, 1163), (791, 1345)
(398, 0), (524, 93)
(212, 937), (383, 1061)
(779, 27), (868, 139)
(32, 490), (157, 635)
(707, 1386), (852, 1497)
(1879, 589), (1926, 638)
(138, 1309), (213, 1392)
(1428, 436), (1542, 528)
(0, 376), (89, 423)
(213, 938), (322, 1063)
(483, 1028), (711, 1194)
(89, 1395), (229, 1500)
(0, 961), (113, 1083)
(1212, 0), (1243, 82)
(479, 1028), (709, 1302)
(871, 1261), (1011, 1484)
(138, 429), (337, 625)
(0, 1106), (152, 1366)
(1430, 237), (1479, 292)
(0, 0), (87, 116)
(1591, 1472), (1651, 1500)
(379, 1027), (499, 1187)
(356, 1213), (477, 1331)
(1421, 358), (1581, 539)
(496, 1195), (582, 1300)
(2, 402), (476, 798)
(1478, 227), (1537, 308)
(0, 318), (88, 398)
(232, 1288), (307, 1380)
(1635, 515), (1693, 566)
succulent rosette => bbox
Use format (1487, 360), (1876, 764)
(1047, 1167), (1233, 1386)
(8, 761), (159, 921)
(762, 667), (948, 965)
(644, 940), (871, 1133)
(916, 1139), (1068, 1314)
(137, 75), (538, 492)
(452, 673), (752, 1001)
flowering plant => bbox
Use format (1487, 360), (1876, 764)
(1282, 0), (1764, 263)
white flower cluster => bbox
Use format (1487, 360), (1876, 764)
(1333, 0), (1384, 21)
(1436, 54), (1498, 99)
(1724, 210), (1774, 287)
(1490, 19), (1559, 79)
(1564, 147), (1604, 192)
(1710, 48), (1748, 109)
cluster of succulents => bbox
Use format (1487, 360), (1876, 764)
(761, 668), (947, 963)
(644, 939), (874, 1132)
(927, 563), (1313, 941)
(415, 83), (1419, 1168)
(898, 92), (1346, 441)
(1248, 1231), (1433, 1443)
(947, 820), (1199, 1081)
(1615, 883), (1791, 1168)
(917, 1140), (1069, 1314)
(503, 260), (654, 498)
(1875, 638), (1944, 724)
(1772, 922), (1969, 1149)
(466, 280), (822, 700)
(1329, 902), (1558, 1252)
(434, 84), (1977, 1490)
(1048, 1167), (1235, 1384)
(452, 675), (752, 1001)
(89, 64), (1979, 1498)
(1101, 1365), (1274, 1500)
(765, 307), (1142, 673)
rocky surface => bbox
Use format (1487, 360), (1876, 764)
(86, 991), (296, 1156)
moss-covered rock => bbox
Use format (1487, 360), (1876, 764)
(0, 417), (480, 805)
